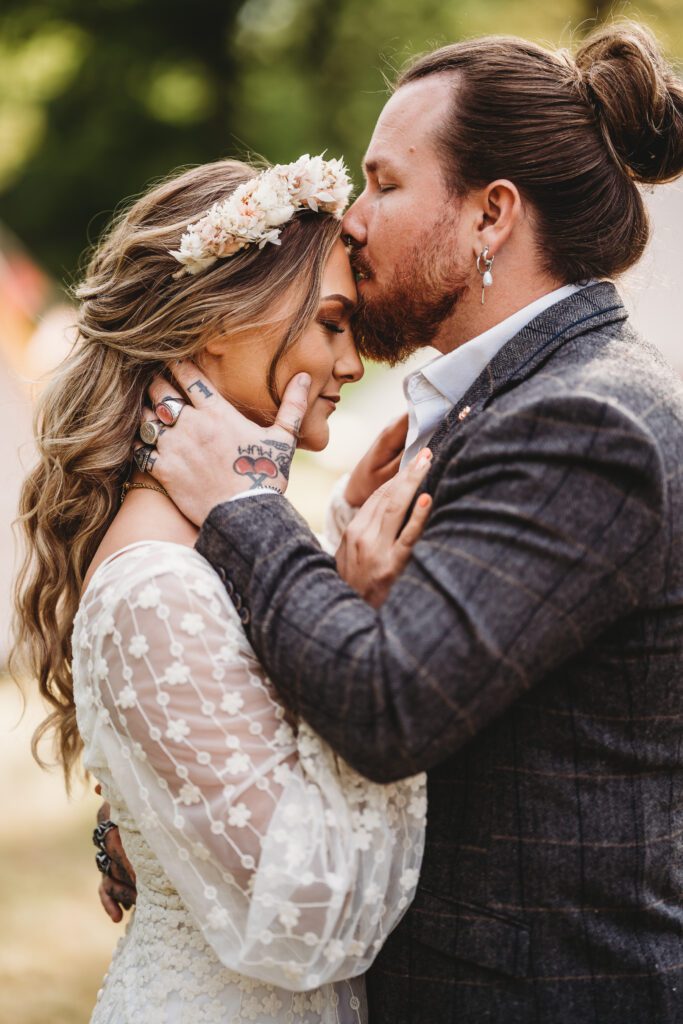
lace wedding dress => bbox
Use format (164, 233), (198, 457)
(72, 537), (426, 1024)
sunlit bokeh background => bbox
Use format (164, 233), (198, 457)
(1, 1), (682, 1021)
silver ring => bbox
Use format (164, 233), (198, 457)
(134, 445), (156, 474)
(95, 851), (113, 877)
(155, 397), (185, 427)
(140, 419), (162, 446)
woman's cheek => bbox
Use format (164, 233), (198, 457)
(298, 405), (329, 452)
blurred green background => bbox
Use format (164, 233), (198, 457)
(1, 2), (682, 1023)
(1, 0), (682, 281)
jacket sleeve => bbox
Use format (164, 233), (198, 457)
(196, 393), (666, 783)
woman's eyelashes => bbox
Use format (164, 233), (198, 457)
(319, 319), (345, 335)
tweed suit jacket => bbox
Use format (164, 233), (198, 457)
(196, 283), (683, 1024)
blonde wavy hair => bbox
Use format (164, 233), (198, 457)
(12, 158), (343, 785)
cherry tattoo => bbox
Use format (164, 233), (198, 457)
(232, 441), (294, 489)
(233, 455), (279, 488)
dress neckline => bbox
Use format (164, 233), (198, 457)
(81, 539), (198, 602)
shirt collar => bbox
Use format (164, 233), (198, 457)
(406, 282), (592, 407)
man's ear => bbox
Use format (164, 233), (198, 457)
(473, 179), (522, 259)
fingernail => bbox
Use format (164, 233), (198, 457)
(418, 494), (431, 508)
(298, 373), (311, 390)
(416, 448), (432, 468)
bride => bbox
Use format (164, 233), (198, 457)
(14, 156), (428, 1023)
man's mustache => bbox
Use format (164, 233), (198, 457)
(348, 246), (373, 281)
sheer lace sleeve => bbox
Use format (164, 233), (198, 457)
(73, 543), (425, 991)
(322, 474), (358, 553)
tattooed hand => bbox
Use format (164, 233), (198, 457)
(137, 360), (310, 525)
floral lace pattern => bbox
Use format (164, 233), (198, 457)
(72, 541), (426, 1023)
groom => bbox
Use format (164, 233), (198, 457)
(113, 28), (683, 1024)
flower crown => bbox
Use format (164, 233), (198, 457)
(170, 154), (352, 278)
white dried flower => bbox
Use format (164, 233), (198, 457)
(170, 154), (352, 277)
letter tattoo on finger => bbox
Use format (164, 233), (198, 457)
(187, 379), (214, 399)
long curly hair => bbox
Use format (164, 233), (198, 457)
(11, 158), (343, 786)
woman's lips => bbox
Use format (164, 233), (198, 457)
(319, 394), (340, 411)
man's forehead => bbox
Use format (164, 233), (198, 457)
(363, 77), (453, 169)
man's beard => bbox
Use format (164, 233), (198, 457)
(350, 228), (469, 366)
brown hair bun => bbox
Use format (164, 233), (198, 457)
(576, 22), (683, 184)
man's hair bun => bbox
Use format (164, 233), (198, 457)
(575, 21), (683, 184)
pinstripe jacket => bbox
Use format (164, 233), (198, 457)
(196, 283), (683, 1023)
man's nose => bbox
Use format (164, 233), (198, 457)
(342, 194), (367, 247)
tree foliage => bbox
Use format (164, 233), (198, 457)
(0, 0), (680, 282)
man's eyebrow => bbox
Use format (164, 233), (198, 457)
(362, 156), (400, 178)
(320, 293), (356, 312)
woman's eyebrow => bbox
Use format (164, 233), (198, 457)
(320, 293), (356, 312)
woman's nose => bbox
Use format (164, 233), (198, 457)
(336, 335), (364, 385)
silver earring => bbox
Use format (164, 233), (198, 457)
(476, 247), (494, 305)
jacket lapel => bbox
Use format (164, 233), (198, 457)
(426, 281), (628, 462)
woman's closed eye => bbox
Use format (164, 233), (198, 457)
(319, 319), (345, 335)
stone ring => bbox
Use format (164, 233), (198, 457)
(155, 396), (185, 427)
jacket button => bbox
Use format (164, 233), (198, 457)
(217, 566), (226, 583)
(240, 607), (251, 625)
(226, 579), (234, 596)
(233, 592), (242, 611)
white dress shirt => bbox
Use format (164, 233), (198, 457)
(401, 282), (591, 467)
